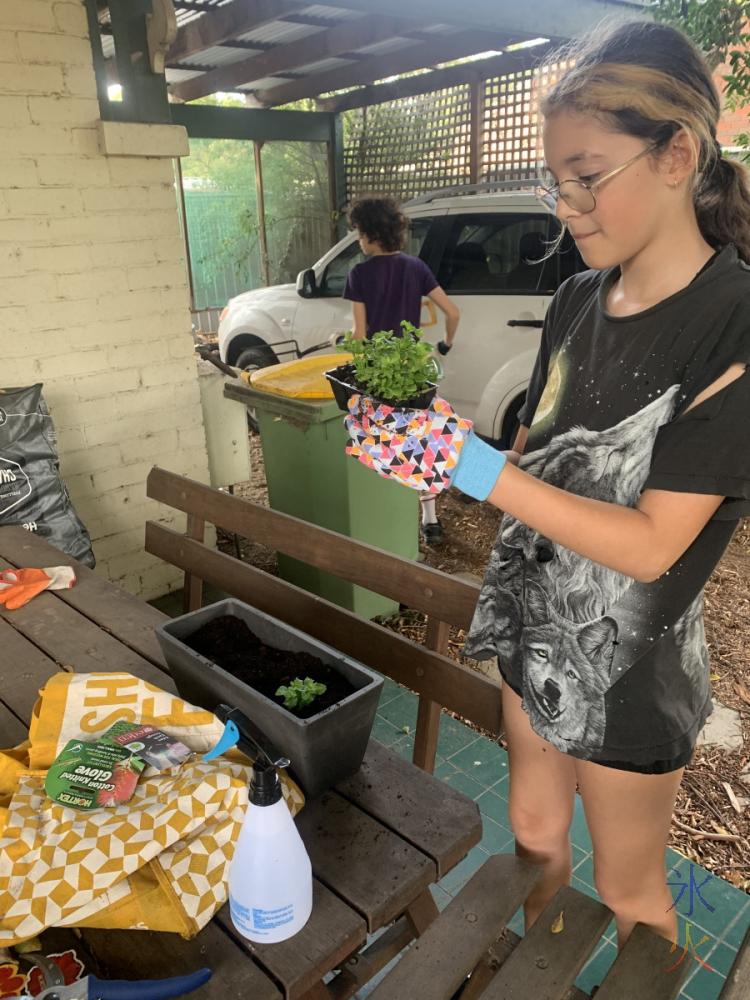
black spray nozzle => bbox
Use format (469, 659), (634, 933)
(205, 704), (290, 773)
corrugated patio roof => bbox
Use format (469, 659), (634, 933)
(102, 0), (649, 111)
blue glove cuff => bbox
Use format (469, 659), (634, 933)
(452, 432), (507, 501)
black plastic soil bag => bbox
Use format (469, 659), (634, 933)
(0, 384), (95, 567)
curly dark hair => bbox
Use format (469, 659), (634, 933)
(348, 196), (407, 252)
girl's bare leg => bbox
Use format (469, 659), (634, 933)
(575, 758), (683, 949)
(502, 683), (578, 931)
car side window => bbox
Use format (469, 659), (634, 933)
(404, 217), (433, 257)
(320, 239), (364, 297)
(319, 217), (436, 298)
(436, 214), (559, 295)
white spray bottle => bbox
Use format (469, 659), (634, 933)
(205, 704), (313, 943)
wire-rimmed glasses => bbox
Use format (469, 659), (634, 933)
(538, 143), (659, 214)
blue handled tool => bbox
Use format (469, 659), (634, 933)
(10, 968), (211, 1000)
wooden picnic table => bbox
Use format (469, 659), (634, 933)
(0, 525), (482, 1000)
(5, 521), (739, 1000)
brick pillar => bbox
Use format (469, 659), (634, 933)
(0, 0), (212, 599)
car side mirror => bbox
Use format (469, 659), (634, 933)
(296, 268), (317, 299)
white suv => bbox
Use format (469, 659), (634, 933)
(217, 184), (584, 445)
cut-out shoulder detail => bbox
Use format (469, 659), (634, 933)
(683, 363), (747, 414)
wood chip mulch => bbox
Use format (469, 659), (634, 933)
(222, 434), (750, 892)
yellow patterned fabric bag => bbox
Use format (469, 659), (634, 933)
(0, 672), (304, 945)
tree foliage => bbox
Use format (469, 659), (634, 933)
(179, 94), (332, 301)
(652, 0), (750, 150)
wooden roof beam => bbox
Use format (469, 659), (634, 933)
(170, 13), (417, 102)
(317, 42), (557, 112)
(247, 29), (519, 108)
(168, 0), (309, 65)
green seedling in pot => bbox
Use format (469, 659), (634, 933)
(339, 321), (436, 403)
(275, 677), (327, 711)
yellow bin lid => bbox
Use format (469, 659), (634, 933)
(246, 352), (353, 399)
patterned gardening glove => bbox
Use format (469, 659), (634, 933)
(0, 566), (76, 610)
(344, 395), (507, 499)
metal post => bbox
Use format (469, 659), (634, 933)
(328, 115), (347, 242)
(327, 134), (338, 246)
(254, 141), (271, 287)
(175, 157), (196, 310)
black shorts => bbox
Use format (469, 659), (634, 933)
(501, 675), (691, 775)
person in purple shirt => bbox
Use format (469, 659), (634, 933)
(344, 196), (461, 544)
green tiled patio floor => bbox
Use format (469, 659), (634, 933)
(370, 679), (750, 1000)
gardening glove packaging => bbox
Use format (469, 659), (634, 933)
(345, 394), (506, 500)
(0, 566), (75, 610)
(0, 672), (304, 946)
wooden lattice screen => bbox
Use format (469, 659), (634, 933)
(343, 61), (569, 203)
(481, 68), (538, 181)
(343, 84), (473, 203)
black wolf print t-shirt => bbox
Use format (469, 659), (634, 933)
(464, 245), (750, 767)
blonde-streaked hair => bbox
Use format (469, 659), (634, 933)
(542, 20), (750, 262)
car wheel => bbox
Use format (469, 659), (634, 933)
(234, 345), (279, 371)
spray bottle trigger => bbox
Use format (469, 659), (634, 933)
(204, 719), (241, 762)
(205, 705), (291, 771)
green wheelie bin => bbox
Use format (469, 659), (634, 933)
(227, 356), (418, 619)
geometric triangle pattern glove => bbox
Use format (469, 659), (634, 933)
(344, 393), (474, 494)
(0, 566), (76, 610)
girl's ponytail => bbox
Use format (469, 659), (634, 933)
(695, 153), (750, 264)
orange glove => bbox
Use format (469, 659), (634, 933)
(0, 566), (76, 609)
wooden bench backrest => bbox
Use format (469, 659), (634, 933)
(145, 467), (502, 771)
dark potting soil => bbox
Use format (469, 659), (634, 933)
(185, 615), (356, 719)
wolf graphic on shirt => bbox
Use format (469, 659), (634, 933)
(505, 385), (681, 617)
(465, 385), (685, 757)
(521, 583), (618, 750)
(673, 593), (711, 695)
(467, 387), (679, 648)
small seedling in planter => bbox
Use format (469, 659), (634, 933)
(338, 321), (437, 406)
(276, 676), (327, 711)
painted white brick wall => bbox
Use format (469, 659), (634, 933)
(0, 0), (212, 600)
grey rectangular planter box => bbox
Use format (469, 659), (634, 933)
(155, 598), (383, 797)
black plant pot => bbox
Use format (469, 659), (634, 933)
(155, 598), (383, 797)
(326, 363), (437, 413)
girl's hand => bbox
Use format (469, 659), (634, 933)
(344, 395), (507, 499)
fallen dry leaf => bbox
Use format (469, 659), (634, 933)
(724, 871), (748, 887)
(550, 911), (565, 934)
(722, 781), (743, 815)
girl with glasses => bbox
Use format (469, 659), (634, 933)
(345, 19), (750, 952)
